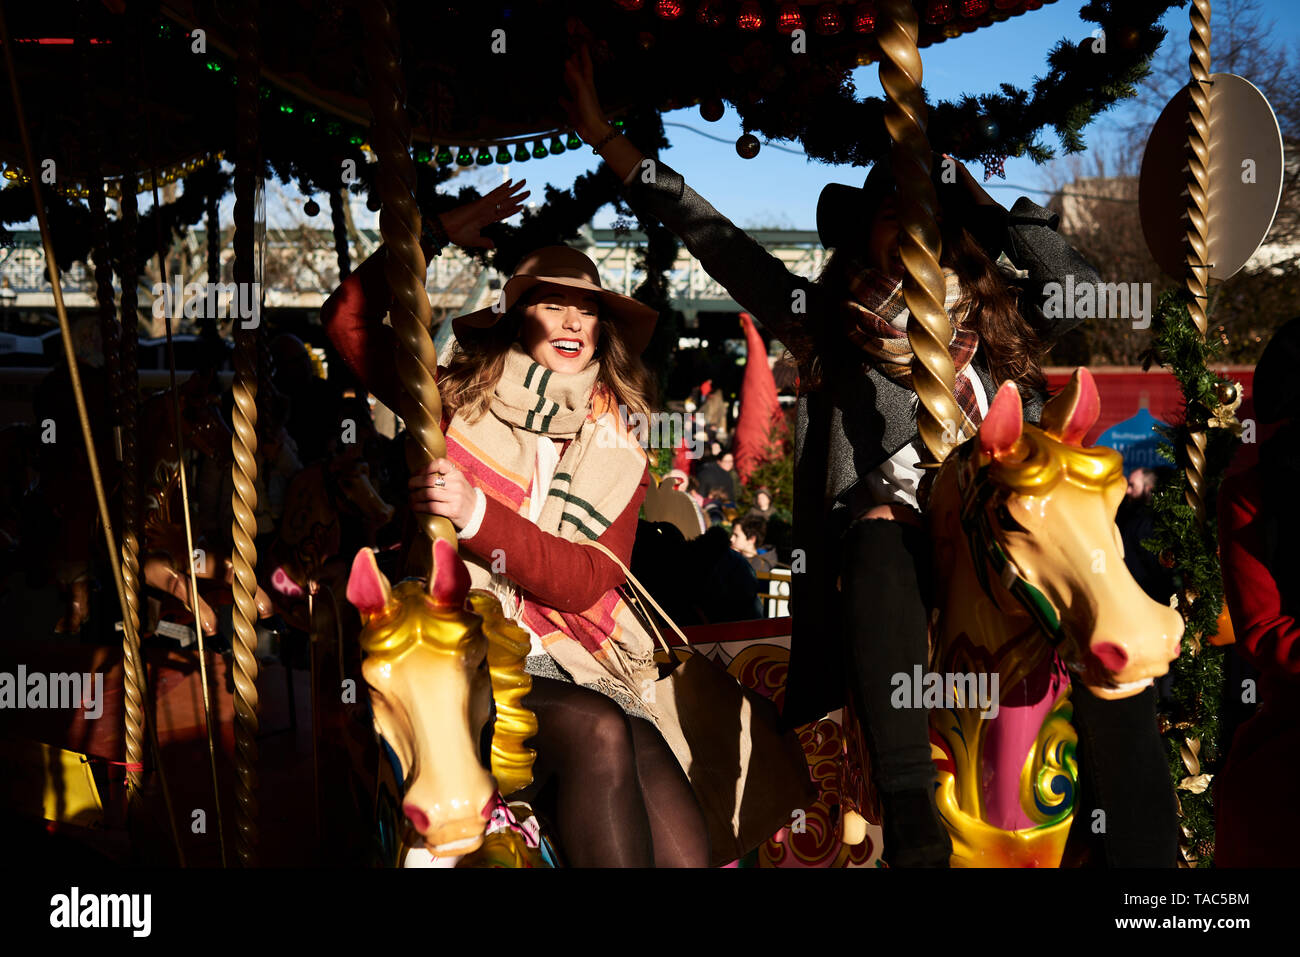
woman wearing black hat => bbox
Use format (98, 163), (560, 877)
(563, 48), (1120, 866)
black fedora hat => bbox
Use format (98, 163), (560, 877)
(817, 152), (1006, 259)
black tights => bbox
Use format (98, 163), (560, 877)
(517, 675), (710, 868)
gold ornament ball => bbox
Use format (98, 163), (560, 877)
(700, 98), (725, 123)
(1215, 381), (1238, 405)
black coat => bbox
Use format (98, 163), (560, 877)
(620, 160), (1099, 727)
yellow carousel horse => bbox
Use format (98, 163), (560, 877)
(344, 538), (552, 867)
(845, 368), (1184, 866)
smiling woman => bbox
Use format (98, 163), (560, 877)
(323, 239), (709, 867)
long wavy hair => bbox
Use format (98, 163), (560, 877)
(817, 206), (1047, 404)
(439, 283), (658, 425)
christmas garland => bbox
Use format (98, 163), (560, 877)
(1141, 288), (1242, 867)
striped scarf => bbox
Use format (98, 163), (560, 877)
(843, 262), (984, 433)
(443, 344), (668, 725)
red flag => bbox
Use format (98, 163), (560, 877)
(671, 432), (691, 474)
(732, 312), (782, 485)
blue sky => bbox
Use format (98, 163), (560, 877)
(115, 2), (1300, 237)
(423, 0), (1300, 233)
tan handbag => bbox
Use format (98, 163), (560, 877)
(581, 541), (815, 867)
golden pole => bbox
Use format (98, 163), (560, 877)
(362, 0), (456, 574)
(145, 154), (229, 866)
(229, 0), (263, 866)
(1183, 0), (1212, 520)
(0, 4), (146, 797)
(113, 84), (150, 809)
(876, 0), (964, 464)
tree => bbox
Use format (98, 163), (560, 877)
(1039, 0), (1300, 366)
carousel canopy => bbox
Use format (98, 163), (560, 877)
(1, 0), (1179, 270)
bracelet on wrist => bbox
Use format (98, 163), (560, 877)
(591, 127), (622, 155)
(420, 212), (450, 256)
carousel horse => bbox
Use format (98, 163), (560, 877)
(843, 368), (1184, 866)
(344, 540), (552, 867)
(140, 369), (272, 635)
(267, 447), (395, 632)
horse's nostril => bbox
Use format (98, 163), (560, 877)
(1092, 642), (1128, 673)
(403, 804), (430, 833)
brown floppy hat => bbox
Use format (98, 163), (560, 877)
(452, 245), (661, 355)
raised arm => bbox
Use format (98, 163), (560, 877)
(562, 49), (822, 365)
(1003, 196), (1101, 345)
(321, 179), (531, 410)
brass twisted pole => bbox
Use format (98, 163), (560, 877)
(362, 0), (456, 571)
(1183, 0), (1212, 519)
(877, 0), (963, 464)
(115, 88), (148, 804)
(145, 146), (229, 867)
(229, 0), (263, 866)
(0, 5), (146, 796)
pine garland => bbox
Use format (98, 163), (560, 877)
(1141, 288), (1242, 867)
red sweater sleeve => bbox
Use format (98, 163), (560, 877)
(321, 250), (404, 412)
(460, 465), (649, 614)
(1218, 468), (1300, 677)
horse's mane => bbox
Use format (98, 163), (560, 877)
(984, 425), (1124, 498)
(358, 580), (538, 796)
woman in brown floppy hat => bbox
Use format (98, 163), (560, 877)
(323, 203), (709, 867)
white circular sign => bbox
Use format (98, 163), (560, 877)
(1139, 73), (1284, 282)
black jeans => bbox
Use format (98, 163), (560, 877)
(840, 516), (938, 794)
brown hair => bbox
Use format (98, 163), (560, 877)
(817, 214), (1047, 404)
(438, 283), (659, 425)
(737, 514), (767, 546)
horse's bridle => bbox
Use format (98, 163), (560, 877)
(954, 444), (1066, 649)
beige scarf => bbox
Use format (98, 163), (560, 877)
(443, 344), (690, 762)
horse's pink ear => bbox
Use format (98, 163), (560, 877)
(427, 538), (470, 608)
(978, 381), (1024, 458)
(346, 548), (391, 618)
(1040, 367), (1100, 445)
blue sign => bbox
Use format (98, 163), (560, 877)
(1097, 408), (1168, 472)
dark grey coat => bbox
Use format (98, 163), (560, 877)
(619, 160), (1099, 726)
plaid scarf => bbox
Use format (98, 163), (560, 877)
(843, 262), (984, 435)
(443, 344), (671, 728)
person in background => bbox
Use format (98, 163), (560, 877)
(731, 515), (777, 576)
(688, 525), (763, 624)
(271, 333), (341, 465)
(746, 486), (776, 521)
(1116, 466), (1172, 604)
(1215, 317), (1300, 867)
(697, 450), (737, 502)
(664, 469), (708, 536)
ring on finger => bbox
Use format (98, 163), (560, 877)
(433, 476), (446, 488)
